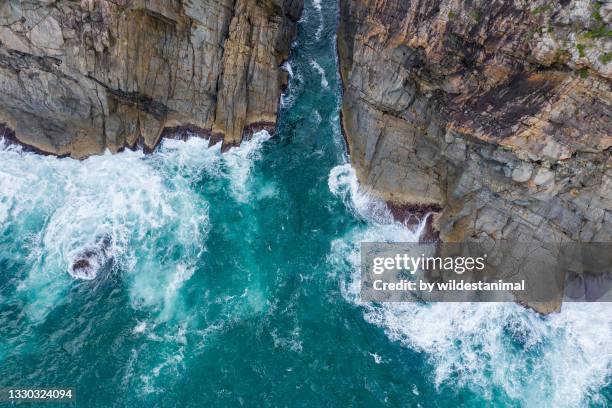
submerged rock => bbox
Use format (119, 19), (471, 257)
(69, 236), (112, 280)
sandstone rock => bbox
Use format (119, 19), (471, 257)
(533, 168), (555, 186)
(0, 1), (21, 26)
(0, 0), (303, 158)
(339, 0), (612, 312)
(27, 15), (64, 51)
(512, 163), (534, 183)
(0, 27), (30, 53)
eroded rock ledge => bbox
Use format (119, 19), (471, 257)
(339, 0), (611, 246)
(0, 0), (303, 158)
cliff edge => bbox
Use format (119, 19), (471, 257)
(339, 0), (611, 244)
(0, 0), (302, 157)
(338, 0), (611, 312)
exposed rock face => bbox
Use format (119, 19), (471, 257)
(339, 0), (612, 251)
(0, 0), (302, 157)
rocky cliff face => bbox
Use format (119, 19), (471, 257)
(339, 0), (611, 250)
(0, 0), (302, 157)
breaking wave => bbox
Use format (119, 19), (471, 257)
(0, 132), (271, 322)
(281, 61), (304, 108)
(223, 130), (272, 202)
(328, 164), (393, 224)
(327, 163), (612, 407)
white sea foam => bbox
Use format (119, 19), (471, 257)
(256, 182), (279, 200)
(136, 324), (188, 395)
(223, 130), (272, 203)
(280, 59), (303, 109)
(0, 139), (212, 321)
(328, 163), (612, 407)
(311, 0), (324, 40)
(315, 21), (323, 41)
(310, 60), (329, 89)
(355, 301), (612, 407)
(133, 321), (147, 334)
(369, 352), (383, 364)
(0, 131), (275, 321)
(281, 86), (297, 108)
(271, 326), (303, 353)
(328, 164), (395, 224)
(281, 67), (304, 108)
(155, 136), (223, 180)
(281, 61), (294, 78)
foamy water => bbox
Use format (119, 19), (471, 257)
(0, 0), (609, 404)
(328, 164), (394, 224)
(281, 61), (301, 109)
(310, 60), (329, 89)
(312, 0), (324, 40)
(0, 132), (271, 322)
(223, 130), (273, 202)
(328, 163), (612, 407)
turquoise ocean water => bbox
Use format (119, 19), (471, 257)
(0, 0), (610, 406)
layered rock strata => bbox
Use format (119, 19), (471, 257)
(339, 0), (611, 246)
(0, 0), (302, 157)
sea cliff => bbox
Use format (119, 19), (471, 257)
(338, 0), (611, 249)
(0, 0), (302, 157)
